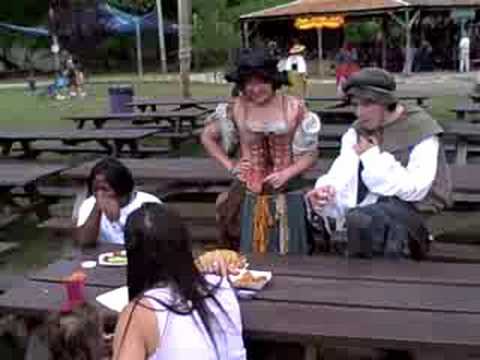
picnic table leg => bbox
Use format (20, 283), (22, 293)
(1, 141), (12, 156)
(112, 140), (124, 157)
(138, 105), (147, 112)
(76, 120), (85, 129)
(19, 141), (38, 159)
(304, 344), (317, 360)
(456, 138), (468, 165)
(94, 120), (105, 129)
(24, 183), (50, 221)
(96, 140), (113, 155)
(457, 111), (466, 121)
(126, 140), (139, 157)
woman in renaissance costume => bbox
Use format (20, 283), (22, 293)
(201, 48), (321, 255)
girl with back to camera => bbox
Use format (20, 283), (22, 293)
(113, 203), (246, 360)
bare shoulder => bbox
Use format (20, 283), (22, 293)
(114, 299), (159, 357)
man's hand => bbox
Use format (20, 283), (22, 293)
(263, 169), (292, 190)
(353, 134), (379, 155)
(96, 191), (120, 222)
(306, 185), (336, 212)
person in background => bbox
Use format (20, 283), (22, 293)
(307, 68), (452, 259)
(45, 303), (104, 360)
(284, 43), (308, 98)
(74, 157), (161, 247)
(335, 42), (360, 97)
(459, 32), (471, 73)
(201, 48), (320, 254)
(65, 56), (87, 97)
(23, 303), (106, 360)
(113, 203), (246, 360)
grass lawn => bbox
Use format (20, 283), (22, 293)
(0, 79), (461, 130)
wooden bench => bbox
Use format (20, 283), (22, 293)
(63, 109), (209, 131)
(0, 161), (69, 227)
(0, 128), (163, 158)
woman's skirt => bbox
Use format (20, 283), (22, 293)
(239, 191), (310, 255)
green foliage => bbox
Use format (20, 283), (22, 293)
(345, 20), (381, 44)
(0, 0), (46, 25)
(107, 0), (156, 15)
(191, 0), (289, 68)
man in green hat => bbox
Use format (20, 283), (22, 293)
(307, 67), (452, 259)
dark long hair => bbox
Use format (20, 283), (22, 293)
(120, 203), (228, 358)
(86, 157), (134, 197)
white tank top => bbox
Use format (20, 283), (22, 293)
(144, 275), (246, 360)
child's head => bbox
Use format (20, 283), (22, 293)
(47, 303), (102, 360)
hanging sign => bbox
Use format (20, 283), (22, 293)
(294, 15), (345, 30)
(451, 9), (475, 22)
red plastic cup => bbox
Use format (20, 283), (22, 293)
(61, 270), (87, 313)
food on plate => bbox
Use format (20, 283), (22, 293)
(100, 250), (127, 265)
(195, 249), (247, 272)
(233, 271), (267, 288)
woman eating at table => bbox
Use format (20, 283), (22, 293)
(201, 48), (321, 254)
(113, 203), (246, 360)
(74, 157), (161, 247)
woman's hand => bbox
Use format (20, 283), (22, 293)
(263, 169), (292, 190)
(96, 191), (120, 222)
(230, 158), (251, 182)
(195, 250), (243, 277)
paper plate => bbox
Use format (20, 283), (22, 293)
(98, 250), (127, 267)
(230, 269), (272, 291)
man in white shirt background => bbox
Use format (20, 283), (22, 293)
(74, 157), (161, 246)
(284, 43), (308, 97)
(459, 32), (471, 73)
(307, 68), (452, 259)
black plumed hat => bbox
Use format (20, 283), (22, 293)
(225, 48), (289, 89)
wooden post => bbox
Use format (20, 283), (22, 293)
(390, 9), (420, 76)
(48, 3), (60, 72)
(156, 0), (168, 73)
(317, 27), (323, 76)
(382, 17), (388, 69)
(135, 20), (144, 78)
(243, 21), (250, 49)
(403, 10), (412, 75)
(178, 0), (192, 97)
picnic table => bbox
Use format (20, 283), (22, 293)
(0, 160), (69, 226)
(129, 95), (430, 113)
(128, 96), (228, 112)
(450, 104), (480, 121)
(1, 244), (480, 358)
(63, 108), (208, 131)
(314, 108), (356, 124)
(0, 128), (165, 158)
(443, 122), (480, 165)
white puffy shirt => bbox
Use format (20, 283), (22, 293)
(313, 128), (440, 221)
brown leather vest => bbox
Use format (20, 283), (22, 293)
(355, 105), (452, 213)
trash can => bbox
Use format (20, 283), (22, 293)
(108, 84), (134, 113)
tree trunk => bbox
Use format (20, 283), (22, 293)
(178, 0), (192, 97)
(135, 20), (143, 78)
(156, 0), (168, 73)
